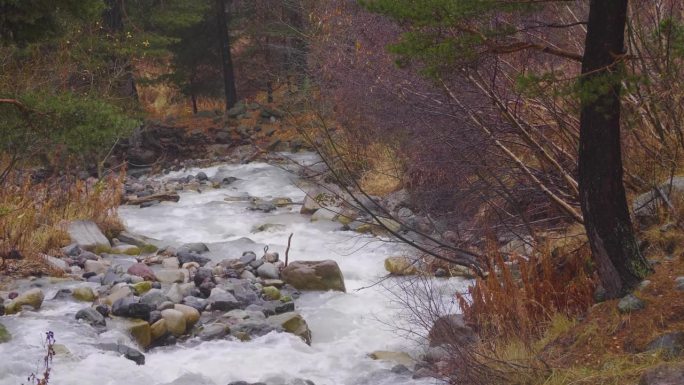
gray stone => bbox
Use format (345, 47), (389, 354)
(180, 243), (209, 254)
(97, 343), (145, 365)
(44, 255), (70, 272)
(645, 332), (684, 358)
(633, 177), (684, 226)
(267, 312), (311, 345)
(140, 289), (169, 308)
(639, 363), (684, 385)
(256, 263), (280, 279)
(76, 307), (106, 327)
(618, 294), (645, 313)
(208, 288), (241, 311)
(67, 220), (110, 250)
(198, 323), (229, 341)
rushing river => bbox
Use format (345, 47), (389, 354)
(0, 153), (469, 385)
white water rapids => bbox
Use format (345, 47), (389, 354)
(0, 153), (470, 385)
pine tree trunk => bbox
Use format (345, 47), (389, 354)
(579, 0), (651, 298)
(215, 0), (237, 111)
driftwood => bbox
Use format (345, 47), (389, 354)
(123, 192), (180, 205)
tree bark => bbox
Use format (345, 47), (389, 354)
(215, 0), (237, 110)
(579, 0), (651, 298)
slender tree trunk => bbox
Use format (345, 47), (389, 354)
(285, 0), (307, 84)
(579, 0), (651, 298)
(103, 0), (138, 100)
(191, 93), (198, 114)
(215, 0), (237, 110)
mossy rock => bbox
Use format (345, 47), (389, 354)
(132, 281), (153, 296)
(281, 260), (346, 292)
(268, 312), (311, 345)
(262, 286), (281, 300)
(72, 286), (96, 302)
(0, 323), (11, 344)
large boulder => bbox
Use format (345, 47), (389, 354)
(161, 309), (187, 336)
(4, 288), (45, 314)
(267, 312), (312, 345)
(281, 260), (346, 292)
(67, 220), (110, 251)
(76, 307), (106, 327)
(98, 343), (145, 365)
(428, 314), (478, 347)
(72, 286), (96, 302)
(384, 256), (417, 276)
(174, 304), (200, 329)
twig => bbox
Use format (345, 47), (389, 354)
(285, 233), (293, 267)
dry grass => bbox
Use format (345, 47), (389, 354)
(0, 165), (124, 276)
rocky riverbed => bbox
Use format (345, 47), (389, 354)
(0, 152), (470, 385)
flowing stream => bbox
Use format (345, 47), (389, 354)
(0, 153), (469, 385)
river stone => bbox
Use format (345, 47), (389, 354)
(310, 208), (339, 222)
(384, 256), (417, 276)
(645, 332), (684, 358)
(180, 242), (209, 254)
(198, 323), (229, 341)
(150, 319), (168, 341)
(128, 303), (153, 321)
(256, 262), (279, 279)
(174, 304), (200, 328)
(156, 269), (186, 284)
(208, 288), (241, 311)
(117, 231), (155, 248)
(428, 314), (478, 347)
(161, 309), (187, 336)
(98, 343), (145, 365)
(618, 294), (645, 313)
(132, 281), (153, 295)
(72, 286), (96, 302)
(262, 286), (281, 300)
(111, 318), (151, 348)
(127, 263), (157, 281)
(4, 288), (45, 314)
(267, 312), (311, 345)
(369, 351), (415, 368)
(44, 255), (70, 272)
(162, 257), (180, 269)
(281, 260), (346, 292)
(84, 261), (107, 276)
(76, 307), (106, 327)
(112, 297), (137, 317)
(103, 286), (132, 306)
(140, 289), (168, 308)
(639, 363), (684, 385)
(0, 322), (11, 343)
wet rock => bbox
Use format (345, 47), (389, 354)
(149, 310), (162, 325)
(262, 286), (281, 300)
(76, 307), (106, 327)
(618, 294), (645, 313)
(96, 304), (111, 318)
(180, 242), (209, 254)
(174, 304), (200, 328)
(67, 220), (110, 250)
(132, 281), (153, 295)
(112, 297), (137, 317)
(178, 252), (211, 267)
(72, 286), (96, 302)
(103, 286), (132, 306)
(156, 269), (186, 284)
(645, 332), (684, 358)
(4, 288), (45, 314)
(639, 363), (684, 385)
(281, 260), (346, 292)
(384, 256), (417, 276)
(391, 364), (412, 375)
(369, 351), (415, 367)
(117, 231), (156, 248)
(128, 303), (153, 321)
(267, 312), (311, 345)
(140, 289), (169, 308)
(161, 309), (187, 336)
(196, 171), (208, 181)
(198, 323), (229, 341)
(150, 319), (168, 341)
(208, 288), (241, 311)
(127, 263), (157, 281)
(256, 262), (279, 279)
(98, 343), (145, 365)
(182, 296), (207, 312)
(241, 251), (257, 264)
(0, 322), (12, 343)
